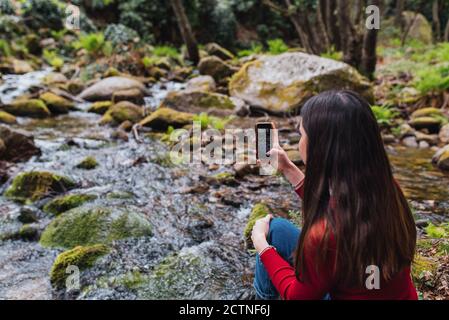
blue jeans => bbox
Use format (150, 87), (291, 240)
(253, 217), (330, 300)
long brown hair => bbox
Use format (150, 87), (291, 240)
(294, 90), (416, 288)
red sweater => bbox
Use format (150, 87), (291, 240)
(260, 180), (418, 300)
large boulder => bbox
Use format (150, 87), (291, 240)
(161, 90), (236, 115)
(0, 126), (41, 162)
(2, 99), (51, 118)
(4, 171), (77, 203)
(39, 206), (153, 249)
(229, 52), (374, 115)
(402, 11), (433, 44)
(139, 108), (194, 131)
(78, 77), (146, 102)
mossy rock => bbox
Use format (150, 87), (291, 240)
(40, 206), (153, 249)
(432, 145), (449, 171)
(43, 73), (68, 85)
(244, 203), (270, 248)
(4, 171), (77, 203)
(100, 101), (143, 125)
(161, 90), (236, 115)
(18, 224), (40, 241)
(229, 52), (373, 115)
(43, 194), (98, 216)
(50, 245), (109, 289)
(0, 125), (40, 162)
(411, 107), (445, 119)
(198, 56), (236, 83)
(87, 101), (113, 115)
(0, 110), (17, 124)
(204, 43), (235, 61)
(76, 156), (98, 170)
(202, 172), (238, 186)
(409, 117), (443, 134)
(112, 88), (144, 105)
(139, 107), (194, 131)
(39, 92), (74, 114)
(2, 99), (51, 118)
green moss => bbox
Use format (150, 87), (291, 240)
(100, 101), (143, 125)
(50, 245), (109, 289)
(118, 270), (146, 289)
(18, 224), (39, 241)
(2, 99), (51, 118)
(39, 92), (74, 114)
(76, 156), (98, 170)
(43, 194), (98, 216)
(4, 171), (77, 204)
(0, 110), (17, 124)
(243, 203), (270, 247)
(411, 107), (445, 119)
(412, 253), (438, 286)
(425, 223), (449, 238)
(139, 108), (194, 131)
(205, 172), (237, 186)
(40, 206), (152, 249)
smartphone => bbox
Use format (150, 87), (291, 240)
(256, 122), (275, 160)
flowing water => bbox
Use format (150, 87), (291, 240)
(0, 71), (448, 299)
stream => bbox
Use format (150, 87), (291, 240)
(1, 71), (449, 300)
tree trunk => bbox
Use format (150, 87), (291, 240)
(395, 0), (405, 29)
(361, 0), (380, 79)
(432, 0), (441, 42)
(316, 0), (331, 52)
(337, 0), (362, 68)
(325, 0), (341, 50)
(445, 18), (449, 41)
(169, 0), (199, 65)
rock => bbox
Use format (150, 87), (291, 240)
(43, 72), (68, 85)
(411, 107), (444, 119)
(112, 88), (144, 105)
(231, 97), (250, 117)
(0, 126), (41, 162)
(43, 194), (97, 216)
(0, 110), (17, 124)
(39, 92), (74, 114)
(39, 206), (153, 249)
(402, 136), (418, 148)
(64, 80), (85, 95)
(4, 171), (77, 203)
(50, 245), (109, 289)
(415, 131), (439, 145)
(201, 172), (238, 186)
(25, 34), (42, 55)
(18, 207), (39, 224)
(432, 144), (449, 171)
(76, 156), (98, 170)
(418, 140), (429, 149)
(161, 90), (236, 115)
(409, 117), (442, 134)
(78, 77), (146, 102)
(100, 101), (144, 125)
(2, 99), (51, 118)
(204, 43), (235, 60)
(10, 59), (34, 74)
(233, 163), (258, 178)
(439, 123), (449, 144)
(17, 224), (40, 242)
(185, 75), (216, 92)
(0, 139), (5, 155)
(402, 11), (433, 44)
(139, 108), (194, 131)
(229, 52), (374, 115)
(398, 123), (415, 138)
(198, 56), (237, 83)
(244, 203), (270, 249)
(87, 101), (113, 115)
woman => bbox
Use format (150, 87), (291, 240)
(251, 90), (418, 300)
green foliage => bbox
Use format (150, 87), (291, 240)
(43, 49), (64, 69)
(75, 33), (113, 57)
(237, 43), (263, 57)
(425, 223), (449, 239)
(21, 0), (63, 30)
(0, 0), (15, 14)
(0, 39), (11, 56)
(192, 112), (233, 131)
(371, 105), (399, 126)
(414, 64), (449, 94)
(321, 46), (343, 61)
(104, 24), (139, 47)
(152, 45), (179, 59)
(267, 38), (289, 55)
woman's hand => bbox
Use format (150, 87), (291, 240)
(251, 214), (272, 253)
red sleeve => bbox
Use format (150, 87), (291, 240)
(294, 178), (305, 199)
(259, 224), (335, 300)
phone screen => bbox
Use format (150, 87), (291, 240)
(256, 123), (274, 160)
